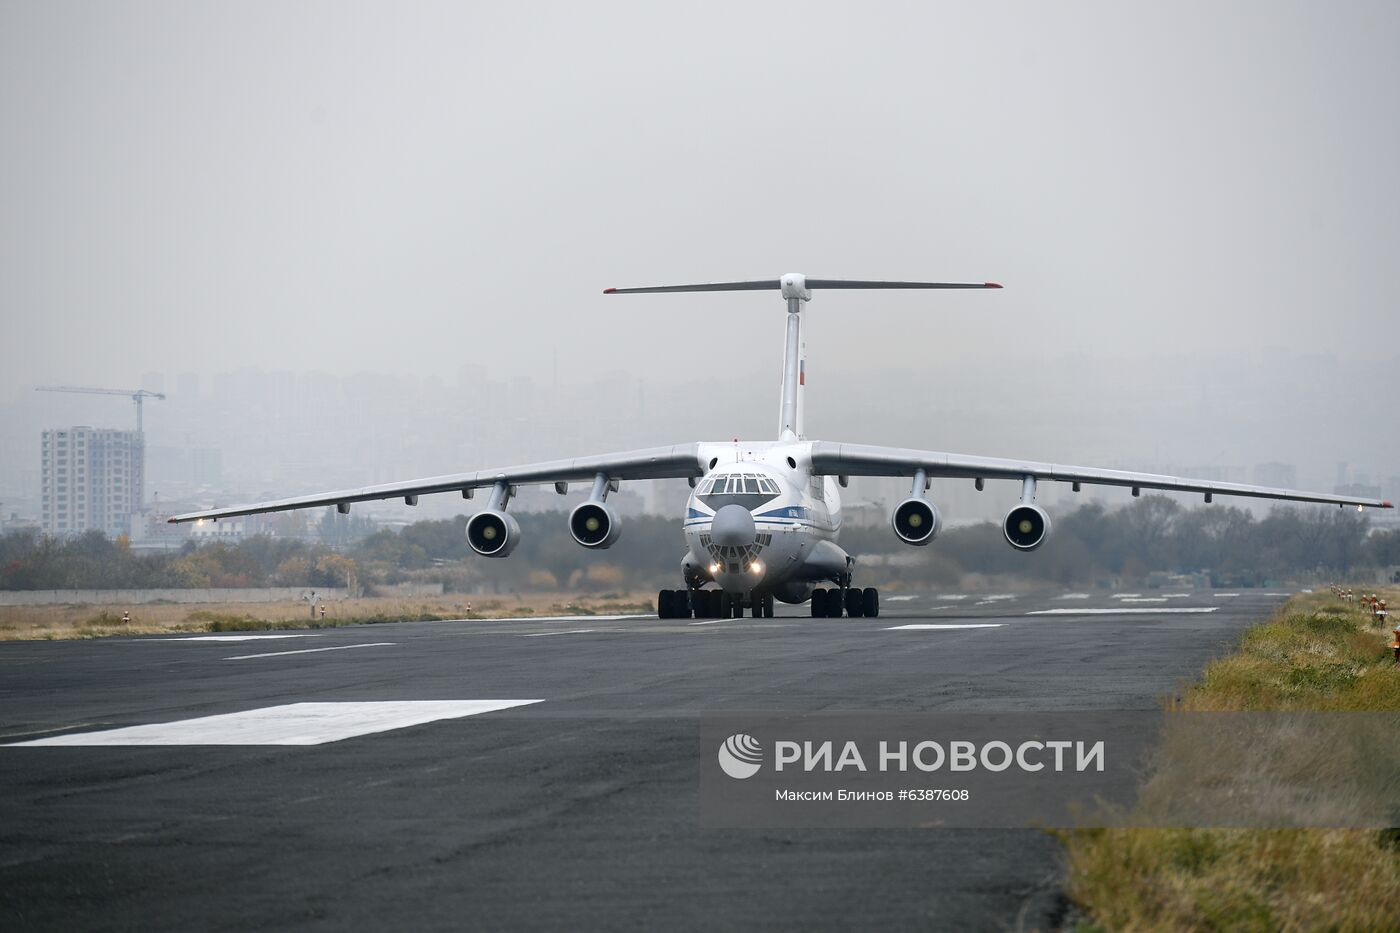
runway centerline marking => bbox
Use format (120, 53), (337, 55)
(515, 629), (596, 637)
(1026, 608), (1220, 616)
(224, 642), (394, 660)
(1120, 598), (1168, 603)
(885, 623), (1005, 631)
(4, 700), (543, 747)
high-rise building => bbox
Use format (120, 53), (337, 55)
(1252, 462), (1298, 489)
(40, 427), (144, 537)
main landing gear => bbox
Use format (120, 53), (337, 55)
(810, 586), (879, 618)
(656, 589), (774, 619)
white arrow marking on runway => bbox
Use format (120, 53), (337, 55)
(5, 700), (543, 747)
(224, 642), (394, 660)
(884, 623), (1005, 630)
(1026, 608), (1220, 615)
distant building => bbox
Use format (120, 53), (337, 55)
(1335, 482), (1382, 501)
(1251, 462), (1297, 489)
(40, 426), (144, 537)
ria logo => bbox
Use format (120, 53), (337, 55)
(718, 733), (763, 779)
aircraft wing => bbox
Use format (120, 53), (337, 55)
(809, 441), (1393, 509)
(167, 444), (706, 523)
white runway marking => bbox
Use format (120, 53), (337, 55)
(156, 634), (326, 643)
(926, 605), (957, 611)
(1119, 597), (1168, 603)
(476, 614), (649, 624)
(885, 623), (1005, 630)
(933, 595), (969, 601)
(1056, 593), (1091, 600)
(885, 595), (919, 602)
(1261, 593), (1292, 597)
(688, 620), (727, 625)
(515, 629), (596, 637)
(1112, 593), (1142, 599)
(1215, 594), (1239, 599)
(224, 643), (394, 660)
(6, 700), (543, 747)
(1161, 593), (1192, 598)
(1026, 608), (1220, 616)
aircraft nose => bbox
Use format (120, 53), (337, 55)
(710, 503), (756, 547)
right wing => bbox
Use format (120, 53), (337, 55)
(167, 444), (705, 523)
(809, 441), (1393, 509)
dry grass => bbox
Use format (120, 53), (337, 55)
(1059, 587), (1400, 932)
(0, 591), (656, 640)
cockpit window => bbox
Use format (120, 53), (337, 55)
(698, 471), (780, 511)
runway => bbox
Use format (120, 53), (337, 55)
(0, 589), (1288, 930)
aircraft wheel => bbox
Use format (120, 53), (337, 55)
(863, 587), (879, 618)
(710, 590), (724, 618)
(811, 589), (827, 617)
(763, 594), (775, 618)
(676, 590), (693, 619)
(826, 588), (845, 618)
(657, 589), (672, 619)
(751, 597), (763, 619)
(732, 596), (744, 619)
(845, 588), (864, 618)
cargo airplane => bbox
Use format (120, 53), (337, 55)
(170, 274), (1392, 619)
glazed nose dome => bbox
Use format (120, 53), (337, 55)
(710, 503), (757, 547)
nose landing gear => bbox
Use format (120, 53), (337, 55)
(657, 589), (774, 619)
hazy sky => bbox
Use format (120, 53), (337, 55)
(3, 1), (1399, 522)
(4, 1), (1398, 391)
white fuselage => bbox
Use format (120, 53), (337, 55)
(682, 441), (850, 603)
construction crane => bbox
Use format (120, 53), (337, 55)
(35, 385), (166, 433)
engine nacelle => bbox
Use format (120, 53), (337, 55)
(466, 510), (521, 558)
(892, 497), (942, 546)
(569, 501), (621, 549)
(1003, 504), (1051, 551)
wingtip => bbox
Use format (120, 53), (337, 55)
(985, 282), (1003, 289)
(602, 287), (617, 294)
(1383, 501), (1394, 509)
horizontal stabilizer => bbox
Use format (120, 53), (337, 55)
(604, 278), (1001, 294)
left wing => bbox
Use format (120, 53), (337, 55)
(809, 441), (1392, 509)
(167, 444), (705, 523)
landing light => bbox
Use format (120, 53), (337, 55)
(1357, 505), (1364, 513)
(709, 562), (721, 575)
(749, 560), (765, 575)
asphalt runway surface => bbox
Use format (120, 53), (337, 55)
(0, 588), (1291, 931)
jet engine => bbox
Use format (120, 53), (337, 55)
(466, 510), (522, 558)
(892, 497), (942, 546)
(1003, 504), (1051, 551)
(569, 501), (621, 549)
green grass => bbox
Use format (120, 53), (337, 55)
(1058, 588), (1400, 932)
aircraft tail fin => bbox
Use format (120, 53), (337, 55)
(603, 274), (1002, 442)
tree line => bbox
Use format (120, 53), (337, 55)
(2, 497), (1397, 593)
